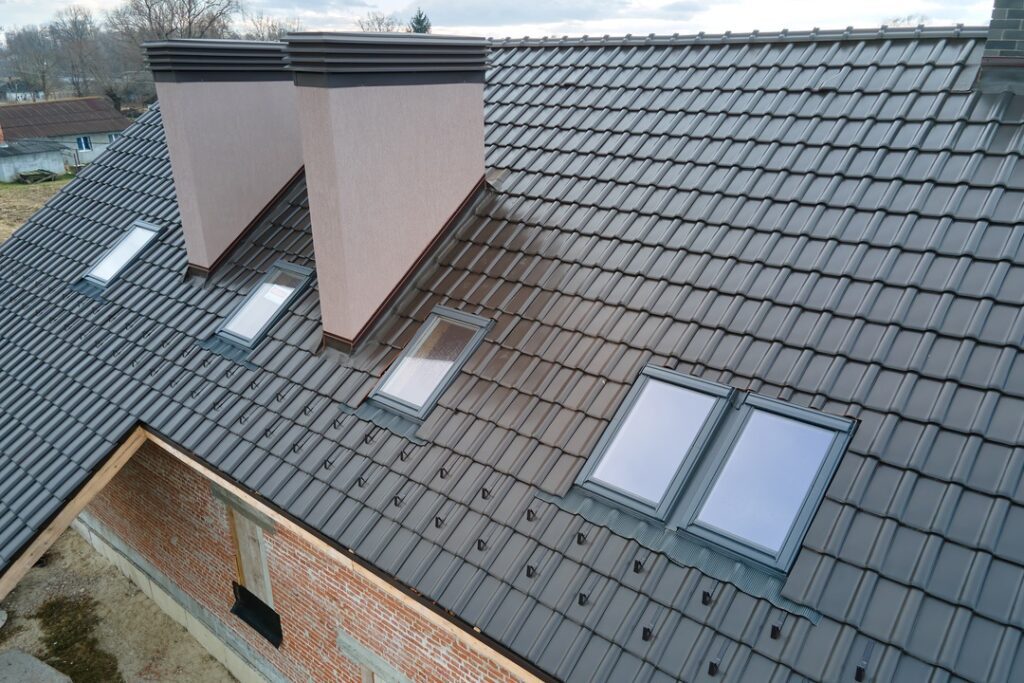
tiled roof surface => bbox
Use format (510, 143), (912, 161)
(2, 27), (1024, 682)
(0, 97), (131, 141)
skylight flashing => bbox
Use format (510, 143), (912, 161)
(216, 260), (312, 349)
(577, 365), (854, 572)
(369, 306), (492, 421)
(83, 219), (161, 287)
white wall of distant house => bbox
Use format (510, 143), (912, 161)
(3, 92), (45, 103)
(0, 150), (66, 182)
(50, 131), (122, 164)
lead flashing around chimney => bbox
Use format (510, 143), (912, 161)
(144, 39), (290, 82)
(284, 33), (487, 87)
(976, 56), (1024, 93)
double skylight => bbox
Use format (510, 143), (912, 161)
(370, 306), (491, 420)
(217, 261), (311, 348)
(579, 366), (853, 572)
(84, 219), (161, 287)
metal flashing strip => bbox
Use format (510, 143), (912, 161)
(975, 56), (1024, 94)
(284, 32), (488, 83)
(538, 488), (824, 625)
(144, 39), (290, 81)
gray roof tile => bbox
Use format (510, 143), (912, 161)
(2, 25), (1023, 682)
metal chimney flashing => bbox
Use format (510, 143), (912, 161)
(284, 32), (488, 87)
(144, 39), (291, 83)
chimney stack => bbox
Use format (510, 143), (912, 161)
(284, 33), (488, 351)
(145, 40), (304, 276)
(977, 0), (1024, 93)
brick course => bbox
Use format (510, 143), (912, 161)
(86, 441), (530, 683)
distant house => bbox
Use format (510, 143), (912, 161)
(0, 79), (44, 103)
(0, 140), (66, 182)
(0, 97), (131, 165)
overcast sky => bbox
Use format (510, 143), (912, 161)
(1, 0), (993, 37)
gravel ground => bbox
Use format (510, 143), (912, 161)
(0, 530), (235, 682)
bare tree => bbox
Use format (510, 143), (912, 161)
(357, 11), (401, 33)
(243, 10), (301, 40)
(106, 0), (241, 42)
(51, 5), (100, 96)
(886, 14), (930, 27)
(3, 26), (58, 98)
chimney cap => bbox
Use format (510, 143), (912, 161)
(144, 39), (290, 82)
(284, 32), (488, 81)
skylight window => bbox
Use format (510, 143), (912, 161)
(695, 410), (835, 553)
(218, 261), (311, 348)
(370, 307), (491, 419)
(590, 378), (717, 505)
(84, 220), (160, 286)
(578, 366), (854, 572)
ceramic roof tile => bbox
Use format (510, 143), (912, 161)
(2, 24), (1022, 682)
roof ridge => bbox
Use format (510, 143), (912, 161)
(0, 95), (109, 107)
(490, 24), (987, 48)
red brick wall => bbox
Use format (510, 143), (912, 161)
(86, 441), (529, 683)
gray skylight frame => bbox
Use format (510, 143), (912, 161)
(82, 219), (162, 287)
(671, 393), (854, 573)
(575, 366), (734, 520)
(369, 306), (492, 421)
(216, 260), (312, 349)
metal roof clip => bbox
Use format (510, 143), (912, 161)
(770, 613), (786, 639)
(855, 642), (874, 682)
(702, 581), (718, 605)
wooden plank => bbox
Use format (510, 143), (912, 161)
(0, 427), (147, 601)
(143, 429), (544, 683)
(232, 509), (274, 607)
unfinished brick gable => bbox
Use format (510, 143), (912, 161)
(85, 441), (530, 683)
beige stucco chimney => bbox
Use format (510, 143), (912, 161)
(284, 33), (488, 351)
(145, 40), (304, 276)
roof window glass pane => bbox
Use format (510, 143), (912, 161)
(696, 409), (834, 553)
(86, 222), (158, 285)
(377, 316), (477, 409)
(591, 379), (716, 504)
(222, 267), (305, 343)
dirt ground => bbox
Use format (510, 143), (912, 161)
(0, 530), (235, 682)
(0, 177), (71, 242)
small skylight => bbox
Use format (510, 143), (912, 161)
(218, 261), (311, 348)
(371, 307), (491, 419)
(84, 220), (160, 286)
(577, 365), (853, 572)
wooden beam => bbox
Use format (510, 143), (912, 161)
(143, 429), (544, 683)
(0, 426), (147, 601)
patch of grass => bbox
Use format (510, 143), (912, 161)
(34, 596), (123, 683)
(0, 176), (73, 244)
